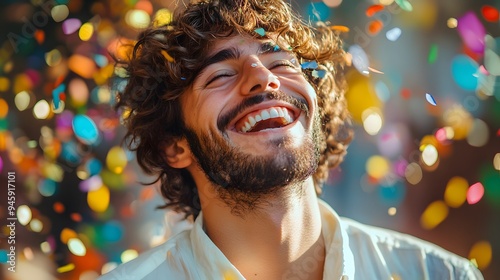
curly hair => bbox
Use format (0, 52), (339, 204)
(114, 0), (352, 218)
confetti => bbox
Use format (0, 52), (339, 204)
(444, 177), (468, 208)
(72, 114), (99, 145)
(386, 27), (402, 41)
(425, 93), (437, 106)
(420, 200), (449, 229)
(52, 83), (65, 109)
(62, 18), (82, 35)
(368, 20), (383, 35)
(481, 5), (500, 22)
(34, 29), (45, 44)
(106, 146), (128, 174)
(428, 44), (438, 64)
(68, 238), (86, 256)
(330, 25), (350, 33)
(87, 185), (110, 213)
(254, 27), (266, 36)
(51, 5), (69, 22)
(57, 263), (75, 273)
(348, 45), (370, 76)
(323, 0), (343, 8)
(451, 55), (479, 91)
(300, 61), (318, 69)
(312, 69), (326, 78)
(366, 5), (384, 17)
(469, 241), (493, 270)
(467, 182), (485, 204)
(161, 50), (175, 63)
(457, 12), (486, 54)
(394, 0), (413, 12)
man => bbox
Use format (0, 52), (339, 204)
(101, 0), (483, 279)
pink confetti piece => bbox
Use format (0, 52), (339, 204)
(467, 182), (485, 204)
(62, 18), (82, 35)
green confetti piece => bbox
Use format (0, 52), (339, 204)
(428, 44), (438, 64)
(395, 0), (413, 12)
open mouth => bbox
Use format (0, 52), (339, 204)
(234, 106), (297, 133)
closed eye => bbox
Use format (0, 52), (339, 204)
(205, 72), (234, 87)
(270, 60), (297, 69)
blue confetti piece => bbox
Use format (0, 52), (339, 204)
(93, 54), (108, 67)
(72, 114), (99, 145)
(301, 61), (318, 69)
(254, 28), (266, 36)
(52, 83), (66, 109)
(312, 70), (326, 78)
(273, 45), (280, 52)
(425, 93), (437, 106)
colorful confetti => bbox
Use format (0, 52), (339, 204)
(254, 27), (266, 36)
(467, 182), (485, 204)
(457, 12), (486, 54)
(425, 93), (437, 106)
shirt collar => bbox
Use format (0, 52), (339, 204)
(189, 199), (355, 279)
(318, 199), (356, 280)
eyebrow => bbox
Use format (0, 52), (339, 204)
(196, 42), (287, 79)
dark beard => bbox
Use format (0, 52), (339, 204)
(182, 93), (322, 215)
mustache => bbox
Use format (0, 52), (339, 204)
(217, 90), (310, 131)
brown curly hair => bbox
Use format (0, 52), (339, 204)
(114, 0), (352, 218)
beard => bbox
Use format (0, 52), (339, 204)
(182, 92), (322, 215)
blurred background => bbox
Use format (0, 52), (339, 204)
(0, 0), (499, 279)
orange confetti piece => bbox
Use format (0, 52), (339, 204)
(53, 202), (65, 213)
(34, 29), (45, 44)
(366, 4), (384, 17)
(140, 186), (156, 201)
(161, 50), (175, 63)
(68, 54), (97, 79)
(368, 20), (383, 35)
(401, 88), (411, 99)
(481, 5), (500, 22)
(70, 213), (82, 222)
(330, 25), (350, 33)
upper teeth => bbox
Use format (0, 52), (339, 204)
(240, 107), (294, 133)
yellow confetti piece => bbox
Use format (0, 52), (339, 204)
(161, 50), (175, 63)
(469, 241), (492, 270)
(0, 77), (9, 92)
(420, 200), (449, 229)
(87, 185), (110, 213)
(106, 146), (128, 174)
(57, 263), (75, 273)
(444, 176), (468, 208)
(153, 8), (173, 27)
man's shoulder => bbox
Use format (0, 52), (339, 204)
(98, 230), (193, 280)
(339, 217), (483, 279)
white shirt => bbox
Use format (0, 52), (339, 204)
(99, 200), (483, 279)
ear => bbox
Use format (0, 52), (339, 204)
(163, 138), (192, 169)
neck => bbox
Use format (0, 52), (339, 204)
(198, 177), (325, 279)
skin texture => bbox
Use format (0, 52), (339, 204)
(165, 35), (326, 279)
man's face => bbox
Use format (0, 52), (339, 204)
(179, 35), (321, 207)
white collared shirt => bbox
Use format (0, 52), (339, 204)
(99, 200), (483, 279)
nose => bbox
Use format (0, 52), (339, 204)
(240, 61), (280, 96)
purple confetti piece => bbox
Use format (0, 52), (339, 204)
(62, 18), (82, 35)
(457, 12), (486, 54)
